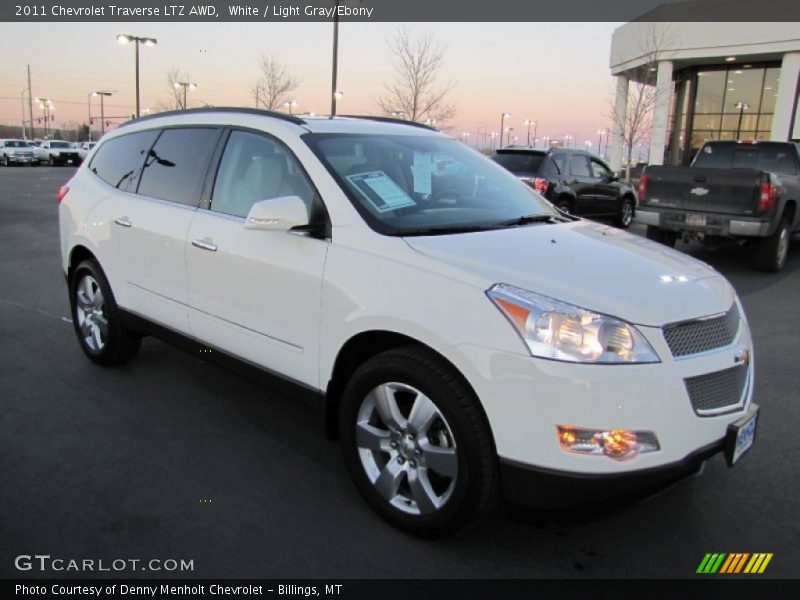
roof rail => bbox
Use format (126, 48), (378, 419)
(336, 115), (437, 131)
(117, 107), (307, 129)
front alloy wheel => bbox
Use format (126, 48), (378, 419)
(356, 382), (458, 516)
(340, 346), (497, 537)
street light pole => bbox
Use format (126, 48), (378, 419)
(330, 0), (341, 117)
(499, 112), (510, 148)
(173, 81), (197, 110)
(117, 34), (158, 118)
(734, 102), (750, 140)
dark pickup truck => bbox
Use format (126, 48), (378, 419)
(637, 141), (800, 272)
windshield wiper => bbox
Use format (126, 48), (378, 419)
(392, 224), (500, 237)
(492, 214), (561, 228)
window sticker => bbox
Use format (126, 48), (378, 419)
(346, 171), (416, 213)
(411, 151), (433, 195)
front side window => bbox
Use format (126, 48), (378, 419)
(210, 130), (318, 219)
(304, 133), (555, 235)
(590, 159), (612, 180)
(88, 130), (159, 191)
(137, 127), (220, 206)
(50, 141), (72, 149)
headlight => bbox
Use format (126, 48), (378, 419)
(487, 283), (659, 364)
(52, 151), (60, 156)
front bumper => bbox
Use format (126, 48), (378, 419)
(6, 155), (35, 164)
(636, 208), (771, 238)
(500, 440), (720, 509)
(450, 312), (754, 478)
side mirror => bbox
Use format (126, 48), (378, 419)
(244, 195), (308, 231)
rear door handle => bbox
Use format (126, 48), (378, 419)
(191, 238), (218, 252)
(114, 216), (132, 228)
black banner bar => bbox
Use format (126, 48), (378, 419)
(3, 579), (797, 600)
(2, 0), (800, 23)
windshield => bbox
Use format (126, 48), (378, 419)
(4, 141), (27, 148)
(491, 151), (545, 174)
(50, 141), (71, 148)
(304, 133), (555, 235)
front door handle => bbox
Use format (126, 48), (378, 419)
(114, 216), (132, 228)
(192, 238), (218, 252)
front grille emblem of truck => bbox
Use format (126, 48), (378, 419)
(690, 187), (710, 196)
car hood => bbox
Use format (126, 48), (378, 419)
(404, 220), (734, 326)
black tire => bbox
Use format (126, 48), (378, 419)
(753, 218), (790, 272)
(646, 226), (677, 248)
(339, 346), (497, 537)
(555, 198), (573, 215)
(69, 259), (141, 366)
(615, 197), (634, 228)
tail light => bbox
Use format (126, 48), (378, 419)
(638, 173), (647, 202)
(533, 178), (548, 193)
(56, 185), (70, 203)
(758, 179), (777, 213)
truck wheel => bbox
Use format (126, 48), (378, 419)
(339, 346), (497, 537)
(615, 197), (634, 228)
(70, 259), (142, 366)
(754, 219), (790, 272)
(646, 226), (677, 248)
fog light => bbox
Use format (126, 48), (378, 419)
(557, 426), (660, 460)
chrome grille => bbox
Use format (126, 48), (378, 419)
(685, 364), (748, 416)
(663, 305), (739, 357)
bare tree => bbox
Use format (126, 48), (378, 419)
(376, 27), (456, 125)
(609, 23), (676, 181)
(156, 67), (193, 111)
(251, 54), (301, 111)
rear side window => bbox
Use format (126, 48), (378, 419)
(89, 130), (159, 191)
(491, 152), (545, 174)
(137, 128), (220, 206)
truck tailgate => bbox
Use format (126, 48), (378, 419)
(644, 166), (762, 216)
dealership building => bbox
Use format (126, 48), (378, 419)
(608, 21), (800, 169)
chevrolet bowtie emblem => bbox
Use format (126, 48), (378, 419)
(690, 187), (710, 196)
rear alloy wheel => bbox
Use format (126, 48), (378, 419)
(340, 346), (496, 537)
(616, 197), (634, 228)
(70, 259), (141, 365)
(754, 218), (790, 272)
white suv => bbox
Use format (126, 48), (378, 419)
(58, 109), (758, 536)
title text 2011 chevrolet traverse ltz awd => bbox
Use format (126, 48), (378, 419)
(59, 109), (758, 536)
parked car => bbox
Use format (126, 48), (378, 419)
(638, 141), (800, 272)
(77, 141), (97, 162)
(27, 140), (48, 164)
(0, 139), (37, 166)
(58, 109), (758, 536)
(40, 139), (81, 166)
(491, 147), (637, 228)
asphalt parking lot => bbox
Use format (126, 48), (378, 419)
(1, 165), (799, 579)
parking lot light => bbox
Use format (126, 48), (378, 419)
(117, 34), (158, 118)
(499, 112), (511, 147)
(173, 81), (197, 110)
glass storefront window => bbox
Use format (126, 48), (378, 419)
(694, 70), (727, 113)
(723, 67), (764, 114)
(759, 68), (780, 114)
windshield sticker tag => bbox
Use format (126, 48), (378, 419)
(411, 151), (433, 195)
(346, 171), (416, 213)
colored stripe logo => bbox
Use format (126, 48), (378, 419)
(697, 553), (773, 574)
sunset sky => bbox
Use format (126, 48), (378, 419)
(0, 22), (622, 151)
